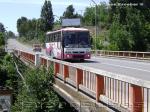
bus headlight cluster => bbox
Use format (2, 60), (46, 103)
(67, 54), (71, 58)
(86, 49), (90, 53)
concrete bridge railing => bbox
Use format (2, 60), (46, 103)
(13, 49), (150, 112)
(91, 50), (150, 60)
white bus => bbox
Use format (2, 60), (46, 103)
(45, 27), (91, 60)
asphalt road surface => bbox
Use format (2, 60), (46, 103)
(7, 39), (150, 83)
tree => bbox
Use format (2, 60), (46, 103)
(17, 17), (28, 37)
(63, 5), (74, 18)
(12, 66), (60, 112)
(83, 7), (95, 26)
(0, 22), (5, 33)
(108, 15), (133, 51)
(7, 31), (15, 38)
(62, 5), (80, 18)
(41, 0), (54, 32)
(83, 3), (109, 28)
(0, 32), (5, 46)
(126, 8), (149, 51)
(108, 0), (150, 51)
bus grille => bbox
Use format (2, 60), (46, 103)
(73, 51), (85, 54)
(73, 55), (84, 59)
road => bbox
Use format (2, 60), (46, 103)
(7, 39), (150, 83)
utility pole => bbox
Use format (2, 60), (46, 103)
(5, 27), (8, 52)
(89, 0), (98, 50)
(35, 20), (38, 40)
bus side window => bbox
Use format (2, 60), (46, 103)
(47, 35), (50, 42)
(50, 34), (51, 42)
(56, 34), (58, 42)
(52, 34), (54, 42)
(54, 34), (56, 42)
(46, 35), (47, 42)
(48, 35), (49, 42)
(58, 33), (61, 42)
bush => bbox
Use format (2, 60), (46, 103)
(0, 32), (5, 46)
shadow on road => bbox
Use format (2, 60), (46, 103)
(66, 60), (99, 63)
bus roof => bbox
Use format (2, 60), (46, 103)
(46, 27), (89, 35)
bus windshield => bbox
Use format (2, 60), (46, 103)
(63, 31), (90, 48)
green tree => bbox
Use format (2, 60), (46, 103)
(83, 3), (109, 28)
(62, 5), (81, 19)
(7, 31), (15, 38)
(83, 7), (95, 26)
(63, 5), (75, 18)
(12, 66), (60, 112)
(126, 8), (149, 51)
(41, 0), (54, 32)
(17, 17), (28, 37)
(0, 22), (5, 33)
(108, 15), (133, 50)
(0, 32), (5, 46)
(108, 0), (150, 51)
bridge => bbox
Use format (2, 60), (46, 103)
(7, 39), (150, 112)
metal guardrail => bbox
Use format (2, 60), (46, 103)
(91, 50), (150, 60)
(13, 49), (150, 112)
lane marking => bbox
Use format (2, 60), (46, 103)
(101, 62), (150, 73)
(92, 56), (150, 66)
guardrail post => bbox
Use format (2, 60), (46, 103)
(136, 53), (138, 58)
(129, 85), (144, 112)
(47, 60), (50, 70)
(54, 62), (59, 76)
(63, 65), (69, 82)
(35, 53), (40, 66)
(76, 69), (83, 90)
(142, 53), (144, 58)
(96, 75), (104, 102)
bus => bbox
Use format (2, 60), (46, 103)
(45, 27), (91, 60)
(33, 44), (42, 52)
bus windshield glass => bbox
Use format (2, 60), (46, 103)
(63, 31), (90, 48)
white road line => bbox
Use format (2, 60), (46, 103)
(101, 63), (150, 73)
(92, 56), (150, 65)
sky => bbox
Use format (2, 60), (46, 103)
(0, 0), (108, 34)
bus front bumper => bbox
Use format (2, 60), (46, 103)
(64, 53), (91, 59)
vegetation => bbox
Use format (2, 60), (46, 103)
(0, 53), (19, 103)
(0, 51), (76, 111)
(0, 32), (5, 47)
(0, 22), (5, 48)
(16, 0), (150, 51)
(12, 65), (60, 112)
(82, 1), (150, 51)
(107, 0), (150, 51)
(62, 5), (81, 19)
(17, 0), (54, 43)
(0, 22), (5, 33)
(83, 2), (109, 28)
(41, 0), (54, 32)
